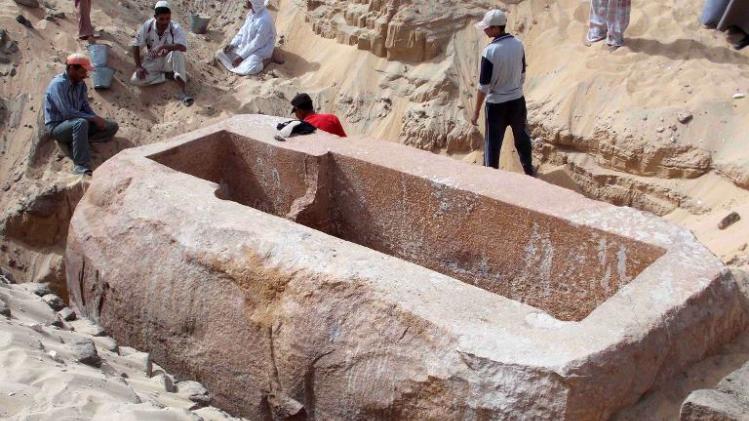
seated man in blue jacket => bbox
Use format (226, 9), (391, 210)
(44, 53), (119, 176)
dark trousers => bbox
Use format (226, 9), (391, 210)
(49, 118), (119, 169)
(484, 97), (534, 175)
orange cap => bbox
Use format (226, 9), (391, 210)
(66, 53), (93, 71)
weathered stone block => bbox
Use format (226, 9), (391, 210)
(0, 297), (10, 318)
(41, 293), (64, 311)
(681, 361), (749, 420)
(70, 337), (101, 367)
(65, 115), (748, 419)
(57, 307), (76, 321)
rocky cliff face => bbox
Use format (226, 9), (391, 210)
(305, 0), (487, 61)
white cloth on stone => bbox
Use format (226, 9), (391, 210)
(216, 0), (276, 76)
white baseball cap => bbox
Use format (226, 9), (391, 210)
(475, 10), (507, 30)
(154, 0), (170, 9)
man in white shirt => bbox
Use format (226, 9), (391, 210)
(470, 10), (534, 176)
(130, 1), (193, 106)
(216, 0), (276, 76)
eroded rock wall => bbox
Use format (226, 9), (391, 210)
(305, 0), (491, 61)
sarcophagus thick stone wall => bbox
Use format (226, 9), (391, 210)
(66, 115), (747, 420)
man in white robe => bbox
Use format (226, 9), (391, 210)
(216, 0), (276, 76)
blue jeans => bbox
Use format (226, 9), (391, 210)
(484, 97), (534, 175)
(49, 118), (119, 169)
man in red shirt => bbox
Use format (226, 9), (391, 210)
(291, 93), (347, 137)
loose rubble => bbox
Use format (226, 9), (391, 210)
(57, 306), (76, 321)
(177, 380), (212, 407)
(20, 281), (52, 297)
(69, 318), (106, 336)
(41, 293), (64, 310)
(13, 0), (39, 7)
(70, 337), (102, 367)
(681, 362), (749, 420)
(0, 280), (246, 420)
(0, 298), (9, 318)
(719, 211), (741, 230)
(14, 15), (32, 28)
(677, 112), (693, 124)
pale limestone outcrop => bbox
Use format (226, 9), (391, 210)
(306, 0), (490, 61)
(66, 115), (747, 419)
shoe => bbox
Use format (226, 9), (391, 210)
(73, 165), (93, 176)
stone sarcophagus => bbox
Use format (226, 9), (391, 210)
(65, 115), (747, 420)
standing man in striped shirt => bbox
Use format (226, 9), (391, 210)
(75, 0), (94, 41)
(470, 9), (534, 176)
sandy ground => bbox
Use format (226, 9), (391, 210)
(0, 0), (748, 418)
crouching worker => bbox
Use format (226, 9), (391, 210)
(44, 53), (119, 176)
(216, 0), (276, 76)
(291, 93), (347, 137)
(130, 1), (193, 106)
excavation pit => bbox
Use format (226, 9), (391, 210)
(66, 115), (747, 420)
